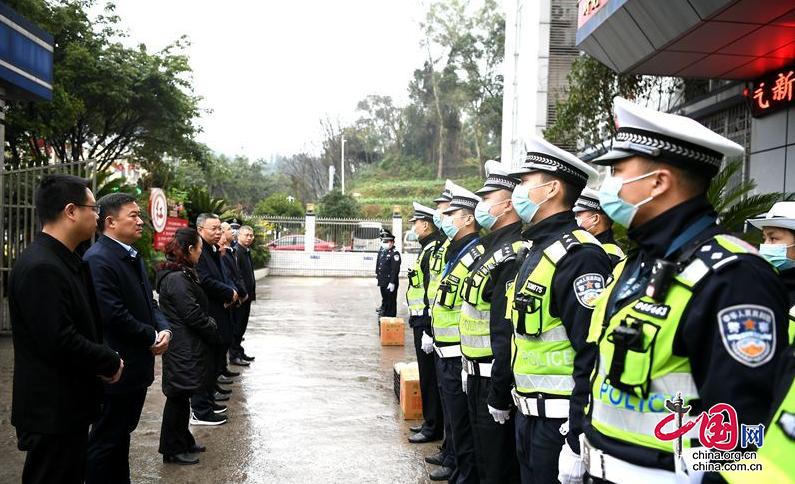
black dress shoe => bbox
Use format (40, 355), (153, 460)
(408, 432), (441, 444)
(429, 466), (454, 481)
(163, 452), (199, 465)
(425, 451), (444, 466)
(223, 369), (241, 377)
(230, 357), (250, 366)
(216, 375), (234, 385)
(189, 444), (206, 453)
(409, 424), (424, 433)
(212, 392), (230, 402)
(215, 385), (232, 395)
(242, 354), (255, 361)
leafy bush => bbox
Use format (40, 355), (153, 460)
(254, 193), (304, 217)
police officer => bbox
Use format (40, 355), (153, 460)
(407, 202), (447, 445)
(459, 159), (522, 483)
(503, 135), (612, 484)
(432, 183), (484, 484)
(748, 201), (795, 343)
(376, 230), (401, 317)
(574, 97), (789, 484)
(423, 180), (459, 481)
(573, 187), (625, 265)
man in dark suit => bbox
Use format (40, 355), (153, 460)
(192, 213), (238, 425)
(220, 221), (249, 367)
(9, 174), (123, 484)
(83, 193), (172, 483)
(232, 224), (257, 363)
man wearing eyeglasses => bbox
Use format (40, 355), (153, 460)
(9, 174), (123, 484)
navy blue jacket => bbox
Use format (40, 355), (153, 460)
(84, 235), (170, 394)
(195, 240), (236, 344)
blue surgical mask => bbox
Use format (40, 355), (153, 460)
(433, 211), (443, 229)
(597, 171), (659, 228)
(759, 243), (795, 270)
(511, 182), (553, 224)
(441, 215), (460, 239)
(475, 199), (510, 230)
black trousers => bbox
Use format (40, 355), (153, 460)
(159, 391), (196, 455)
(436, 355), (479, 484)
(17, 428), (88, 484)
(515, 413), (566, 484)
(230, 300), (252, 359)
(412, 322), (444, 438)
(86, 389), (148, 484)
(467, 375), (519, 484)
(379, 285), (397, 317)
(216, 342), (231, 375)
(190, 350), (216, 418)
(435, 354), (457, 469)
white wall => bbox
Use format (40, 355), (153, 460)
(749, 106), (795, 195)
(501, 0), (551, 170)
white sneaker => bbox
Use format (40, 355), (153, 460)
(189, 411), (227, 426)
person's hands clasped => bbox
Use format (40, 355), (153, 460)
(150, 330), (171, 355)
(101, 358), (124, 384)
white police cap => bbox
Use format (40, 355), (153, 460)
(409, 202), (436, 222)
(511, 135), (598, 188)
(434, 179), (455, 204)
(573, 187), (603, 214)
(442, 184), (481, 214)
(748, 201), (795, 232)
(476, 159), (520, 195)
(594, 97), (744, 177)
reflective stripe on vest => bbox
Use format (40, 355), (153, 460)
(460, 240), (525, 359)
(603, 242), (625, 261)
(509, 230), (605, 397)
(427, 239), (451, 308)
(788, 304), (795, 345)
(588, 234), (755, 453)
(431, 242), (485, 344)
(406, 240), (441, 316)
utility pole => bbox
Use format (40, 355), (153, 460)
(340, 136), (346, 194)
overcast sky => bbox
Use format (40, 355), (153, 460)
(97, 1), (430, 161)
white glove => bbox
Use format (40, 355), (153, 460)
(461, 369), (468, 393)
(387, 283), (395, 292)
(488, 405), (511, 425)
(557, 440), (585, 484)
(421, 332), (434, 354)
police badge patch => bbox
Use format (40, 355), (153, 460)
(573, 273), (605, 308)
(718, 304), (776, 368)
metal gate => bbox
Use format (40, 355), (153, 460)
(0, 159), (97, 332)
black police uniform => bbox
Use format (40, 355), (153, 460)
(511, 211), (612, 484)
(465, 220), (523, 484)
(411, 231), (446, 440)
(583, 196), (790, 484)
(376, 244), (401, 317)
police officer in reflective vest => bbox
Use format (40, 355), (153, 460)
(432, 183), (484, 484)
(423, 181), (458, 481)
(406, 202), (447, 446)
(573, 187), (625, 266)
(376, 231), (400, 317)
(459, 159), (522, 483)
(576, 97), (789, 484)
(503, 135), (612, 484)
(723, 341), (795, 483)
(748, 201), (795, 344)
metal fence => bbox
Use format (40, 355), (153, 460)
(1, 159), (98, 332)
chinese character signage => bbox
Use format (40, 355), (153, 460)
(751, 66), (795, 117)
(578, 0), (612, 29)
(154, 218), (189, 251)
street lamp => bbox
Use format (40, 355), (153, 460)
(340, 136), (346, 195)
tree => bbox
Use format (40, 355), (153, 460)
(4, 0), (202, 171)
(317, 189), (360, 218)
(544, 55), (683, 150)
(254, 194), (304, 218)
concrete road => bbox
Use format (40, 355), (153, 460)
(0, 277), (439, 483)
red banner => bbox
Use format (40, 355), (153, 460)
(154, 217), (189, 251)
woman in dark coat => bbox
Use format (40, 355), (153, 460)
(156, 228), (220, 465)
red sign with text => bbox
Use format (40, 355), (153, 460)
(750, 65), (795, 117)
(154, 217), (189, 251)
(578, 0), (612, 29)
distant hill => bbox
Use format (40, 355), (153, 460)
(351, 177), (485, 218)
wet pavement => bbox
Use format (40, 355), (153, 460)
(0, 276), (439, 483)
